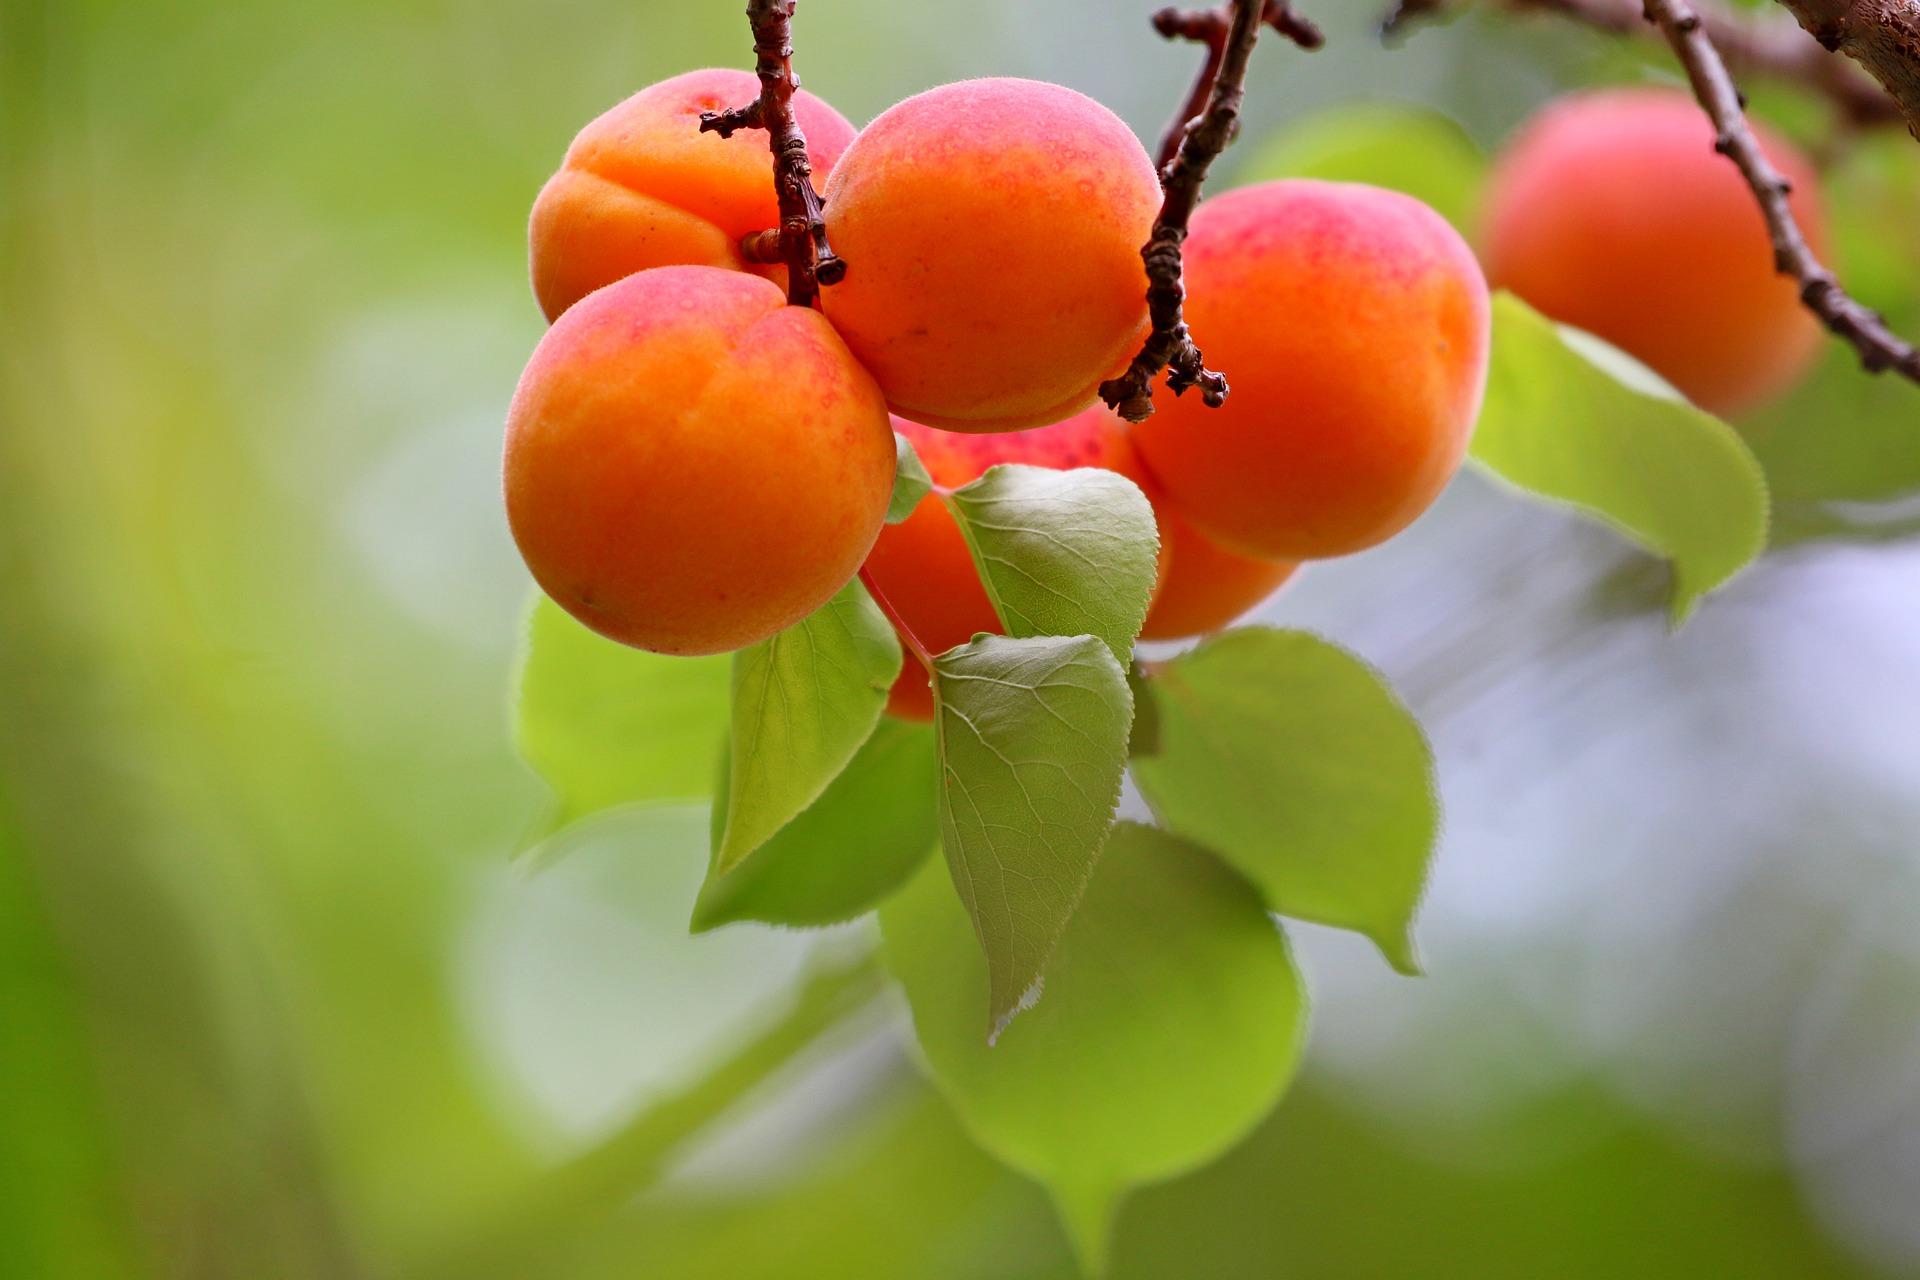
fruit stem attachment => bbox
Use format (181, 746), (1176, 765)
(1101, 1), (1323, 423)
(859, 565), (935, 672)
(701, 0), (844, 307)
(1640, 0), (1920, 383)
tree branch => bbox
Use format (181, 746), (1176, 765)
(700, 0), (844, 307)
(1102, 1), (1323, 423)
(1383, 0), (1903, 129)
(1642, 0), (1920, 381)
(1769, 0), (1920, 139)
(1153, 2), (1327, 169)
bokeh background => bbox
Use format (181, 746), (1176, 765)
(5, 1), (1920, 1276)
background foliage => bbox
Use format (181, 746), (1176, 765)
(4, 0), (1920, 1276)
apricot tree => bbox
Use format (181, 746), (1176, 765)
(502, 0), (1920, 1270)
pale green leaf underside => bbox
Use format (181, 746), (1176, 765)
(887, 430), (933, 523)
(713, 579), (900, 876)
(1133, 628), (1436, 974)
(881, 822), (1306, 1274)
(1475, 292), (1769, 623)
(930, 632), (1132, 1038)
(693, 718), (938, 932)
(512, 593), (729, 845)
(946, 464), (1158, 666)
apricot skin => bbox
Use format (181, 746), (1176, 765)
(821, 78), (1161, 433)
(1131, 179), (1490, 562)
(1483, 88), (1826, 416)
(504, 266), (895, 656)
(1138, 496), (1298, 643)
(529, 69), (856, 323)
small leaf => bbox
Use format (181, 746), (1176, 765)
(1476, 292), (1770, 623)
(712, 579), (900, 877)
(513, 593), (729, 844)
(931, 632), (1131, 1037)
(1132, 628), (1435, 973)
(887, 430), (933, 523)
(881, 822), (1307, 1273)
(693, 718), (939, 931)
(946, 464), (1158, 666)
(1236, 101), (1486, 232)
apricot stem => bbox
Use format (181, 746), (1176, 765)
(1641, 0), (1919, 383)
(1101, 1), (1323, 424)
(1380, 0), (1902, 132)
(700, 0), (844, 306)
(859, 564), (936, 672)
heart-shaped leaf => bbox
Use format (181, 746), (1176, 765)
(882, 821), (1307, 1273)
(946, 464), (1158, 665)
(1132, 628), (1436, 974)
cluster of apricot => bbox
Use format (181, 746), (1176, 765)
(503, 69), (1496, 716)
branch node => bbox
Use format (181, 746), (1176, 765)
(705, 0), (840, 308)
(1108, 0), (1321, 422)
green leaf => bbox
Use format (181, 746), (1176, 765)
(946, 464), (1158, 666)
(887, 430), (933, 523)
(512, 593), (730, 844)
(1132, 628), (1435, 974)
(930, 632), (1132, 1037)
(1476, 292), (1769, 623)
(880, 822), (1307, 1273)
(1236, 101), (1487, 232)
(693, 718), (939, 932)
(711, 579), (901, 878)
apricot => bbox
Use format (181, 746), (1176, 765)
(529, 69), (856, 322)
(1139, 499), (1298, 642)
(821, 78), (1161, 432)
(504, 266), (894, 656)
(1130, 179), (1490, 561)
(868, 414), (1162, 720)
(1483, 87), (1826, 416)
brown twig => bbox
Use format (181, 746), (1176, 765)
(1642, 0), (1920, 381)
(699, 0), (844, 306)
(1382, 0), (1903, 129)
(1769, 0), (1920, 139)
(1152, 2), (1327, 168)
(1102, 1), (1323, 423)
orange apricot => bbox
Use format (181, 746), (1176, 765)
(1483, 87), (1826, 416)
(504, 266), (894, 656)
(529, 69), (856, 322)
(1139, 500), (1298, 642)
(821, 78), (1161, 432)
(1130, 179), (1490, 561)
(868, 414), (1165, 720)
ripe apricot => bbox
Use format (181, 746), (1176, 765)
(1139, 499), (1298, 642)
(1483, 87), (1826, 416)
(868, 414), (1162, 720)
(504, 266), (894, 656)
(1130, 179), (1490, 561)
(529, 69), (856, 322)
(821, 78), (1161, 432)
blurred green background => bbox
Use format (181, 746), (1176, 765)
(5, 1), (1920, 1276)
